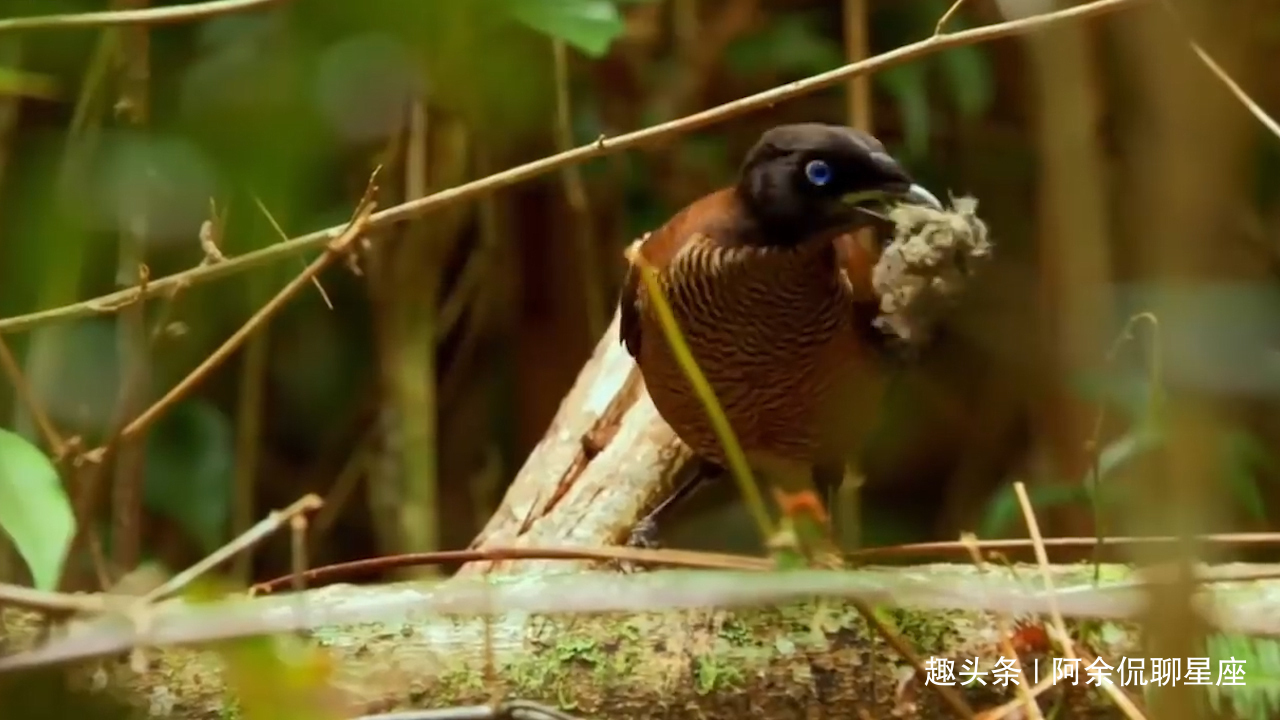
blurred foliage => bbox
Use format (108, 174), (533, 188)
(1205, 633), (1280, 720)
(980, 370), (1279, 538)
(0, 666), (134, 720)
(875, 0), (995, 158)
(218, 633), (342, 720)
(723, 0), (995, 159)
(505, 0), (632, 57)
(144, 399), (235, 554)
(0, 0), (1277, 602)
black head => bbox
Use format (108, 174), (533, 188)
(736, 123), (941, 246)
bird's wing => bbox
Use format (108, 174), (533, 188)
(820, 229), (897, 473)
(619, 251), (644, 358)
(617, 189), (743, 360)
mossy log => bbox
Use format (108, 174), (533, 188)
(0, 566), (1155, 720)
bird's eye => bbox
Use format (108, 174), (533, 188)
(804, 159), (832, 187)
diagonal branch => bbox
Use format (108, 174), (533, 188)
(0, 335), (64, 454)
(0, 0), (287, 34)
(117, 188), (376, 442)
(0, 0), (1142, 337)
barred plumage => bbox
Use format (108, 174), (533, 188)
(639, 233), (860, 464)
(617, 123), (943, 545)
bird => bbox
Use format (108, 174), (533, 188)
(618, 122), (942, 549)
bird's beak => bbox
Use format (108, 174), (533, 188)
(900, 183), (943, 210)
(840, 183), (944, 212)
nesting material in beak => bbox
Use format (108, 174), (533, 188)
(871, 195), (993, 346)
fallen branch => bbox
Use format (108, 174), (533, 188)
(463, 312), (693, 576)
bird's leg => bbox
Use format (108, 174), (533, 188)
(626, 457), (725, 549)
(755, 455), (840, 568)
(814, 461), (858, 551)
(816, 461), (865, 554)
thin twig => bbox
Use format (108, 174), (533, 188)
(838, 0), (871, 553)
(935, 0), (970, 36)
(0, 0), (1143, 337)
(351, 699), (586, 720)
(0, 582), (107, 615)
(251, 194), (333, 308)
(1084, 312), (1161, 578)
(231, 307), (269, 583)
(0, 0), (288, 33)
(0, 335), (64, 454)
(309, 426), (376, 543)
(58, 448), (117, 592)
(850, 594), (977, 718)
(845, 531), (1280, 561)
(140, 494), (322, 604)
(437, 240), (488, 339)
(551, 39), (605, 339)
(1013, 482), (1148, 720)
(959, 533), (1044, 720)
(115, 177), (378, 442)
(247, 537), (1280, 599)
(844, 0), (871, 131)
(1186, 41), (1280, 137)
(110, 0), (153, 576)
(1160, 0), (1280, 140)
(250, 545), (774, 595)
(289, 511), (308, 595)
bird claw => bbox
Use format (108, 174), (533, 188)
(626, 518), (661, 550)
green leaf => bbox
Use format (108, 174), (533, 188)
(1221, 430), (1276, 521)
(0, 66), (59, 101)
(1071, 370), (1154, 425)
(1205, 633), (1280, 720)
(144, 401), (235, 553)
(725, 14), (843, 79)
(877, 62), (931, 159)
(1094, 423), (1164, 481)
(0, 429), (74, 590)
(935, 45), (994, 120)
(979, 480), (1091, 538)
(504, 0), (626, 57)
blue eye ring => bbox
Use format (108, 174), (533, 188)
(804, 159), (832, 186)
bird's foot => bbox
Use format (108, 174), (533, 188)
(625, 517), (661, 550)
(765, 524), (806, 569)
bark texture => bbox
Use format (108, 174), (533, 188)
(464, 312), (695, 577)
